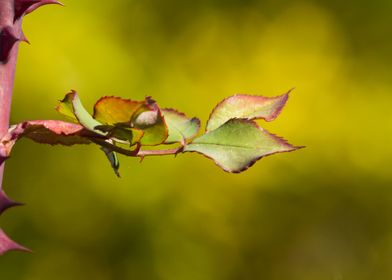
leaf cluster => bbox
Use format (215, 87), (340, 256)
(0, 89), (301, 175)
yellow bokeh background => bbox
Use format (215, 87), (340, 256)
(1, 0), (392, 279)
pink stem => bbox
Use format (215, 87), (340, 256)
(90, 138), (184, 158)
(0, 0), (23, 190)
(137, 147), (184, 157)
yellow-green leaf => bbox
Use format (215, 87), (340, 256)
(162, 109), (200, 144)
(93, 96), (145, 125)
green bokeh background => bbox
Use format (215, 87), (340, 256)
(1, 0), (392, 279)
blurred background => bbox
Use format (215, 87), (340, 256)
(1, 0), (392, 279)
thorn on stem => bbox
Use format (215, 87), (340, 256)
(0, 27), (20, 64)
(0, 191), (23, 215)
(14, 0), (63, 22)
(0, 229), (31, 255)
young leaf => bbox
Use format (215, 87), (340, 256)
(185, 119), (300, 173)
(57, 91), (106, 135)
(93, 96), (167, 146)
(206, 90), (292, 132)
(93, 96), (144, 125)
(162, 109), (200, 144)
(56, 92), (78, 122)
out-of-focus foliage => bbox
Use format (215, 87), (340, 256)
(1, 0), (391, 279)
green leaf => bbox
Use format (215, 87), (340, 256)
(162, 109), (200, 144)
(57, 91), (106, 135)
(206, 90), (292, 132)
(56, 92), (78, 122)
(185, 119), (300, 173)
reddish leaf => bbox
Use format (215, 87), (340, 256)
(0, 120), (92, 163)
(207, 90), (292, 132)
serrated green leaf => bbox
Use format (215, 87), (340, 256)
(162, 109), (200, 144)
(206, 90), (291, 132)
(185, 119), (300, 173)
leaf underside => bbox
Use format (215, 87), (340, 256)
(206, 90), (292, 132)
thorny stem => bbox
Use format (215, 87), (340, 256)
(0, 0), (61, 255)
(0, 0), (22, 190)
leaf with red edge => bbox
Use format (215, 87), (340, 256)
(0, 120), (92, 163)
(206, 90), (292, 132)
(185, 119), (302, 173)
(131, 97), (168, 146)
(93, 96), (145, 125)
(93, 96), (146, 144)
(162, 109), (200, 144)
(94, 96), (168, 145)
(0, 229), (31, 256)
